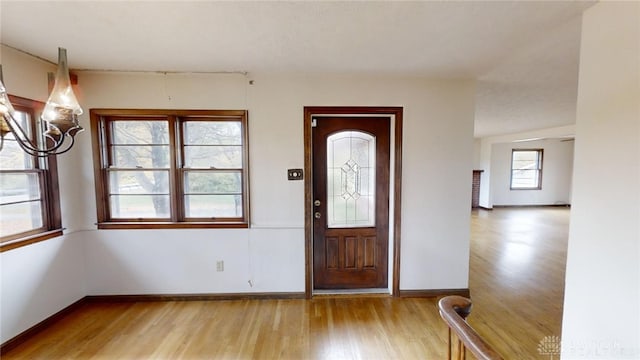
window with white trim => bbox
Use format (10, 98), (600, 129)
(510, 149), (543, 190)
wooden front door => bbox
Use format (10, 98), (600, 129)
(312, 116), (390, 289)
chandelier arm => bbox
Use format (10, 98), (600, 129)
(9, 135), (72, 158)
(7, 134), (55, 157)
(3, 116), (46, 155)
(42, 129), (71, 153)
(18, 133), (73, 157)
(11, 143), (48, 158)
(3, 112), (68, 155)
(3, 112), (38, 148)
(45, 134), (76, 156)
(44, 124), (85, 156)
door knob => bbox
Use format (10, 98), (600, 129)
(314, 212), (321, 219)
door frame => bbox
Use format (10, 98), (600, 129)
(304, 106), (403, 298)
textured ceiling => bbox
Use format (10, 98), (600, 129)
(0, 1), (594, 137)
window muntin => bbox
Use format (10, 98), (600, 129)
(91, 110), (249, 228)
(510, 149), (543, 190)
(0, 96), (62, 245)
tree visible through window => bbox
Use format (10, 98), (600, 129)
(91, 109), (249, 228)
(510, 149), (543, 190)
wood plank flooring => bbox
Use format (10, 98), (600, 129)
(467, 207), (569, 359)
(1, 207), (570, 359)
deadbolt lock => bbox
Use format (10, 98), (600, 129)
(314, 200), (321, 207)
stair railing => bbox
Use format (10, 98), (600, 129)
(438, 295), (504, 360)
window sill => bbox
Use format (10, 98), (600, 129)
(0, 229), (65, 253)
(96, 222), (249, 230)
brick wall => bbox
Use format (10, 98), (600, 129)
(472, 170), (483, 208)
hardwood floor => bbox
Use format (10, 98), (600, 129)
(2, 297), (450, 359)
(466, 207), (569, 359)
(1, 207), (569, 359)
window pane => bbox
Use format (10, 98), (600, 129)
(511, 150), (542, 189)
(109, 171), (170, 194)
(184, 121), (241, 145)
(112, 121), (168, 145)
(112, 145), (170, 168)
(184, 171), (242, 194)
(0, 111), (34, 170)
(184, 195), (242, 218)
(0, 141), (36, 170)
(109, 195), (170, 218)
(0, 173), (41, 204)
(327, 131), (376, 228)
(512, 151), (539, 170)
(93, 110), (249, 226)
(512, 170), (539, 188)
(513, 159), (536, 170)
(184, 145), (242, 169)
(0, 201), (43, 237)
(1, 97), (61, 243)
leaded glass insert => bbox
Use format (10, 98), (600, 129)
(327, 131), (375, 228)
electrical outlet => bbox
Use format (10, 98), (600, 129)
(216, 260), (224, 272)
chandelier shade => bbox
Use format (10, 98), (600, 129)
(0, 47), (84, 156)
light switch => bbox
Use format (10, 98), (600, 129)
(288, 169), (303, 180)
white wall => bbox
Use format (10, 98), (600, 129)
(75, 72), (475, 294)
(472, 138), (482, 169)
(0, 46), (86, 343)
(85, 228), (303, 294)
(0, 234), (85, 344)
(477, 136), (493, 208)
(477, 124), (575, 208)
(562, 2), (640, 359)
(490, 139), (574, 206)
(1, 45), (475, 342)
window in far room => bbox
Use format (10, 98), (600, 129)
(0, 96), (62, 248)
(510, 149), (543, 190)
(90, 109), (249, 229)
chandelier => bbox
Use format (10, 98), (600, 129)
(0, 47), (83, 156)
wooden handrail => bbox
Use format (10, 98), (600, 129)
(438, 296), (504, 360)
